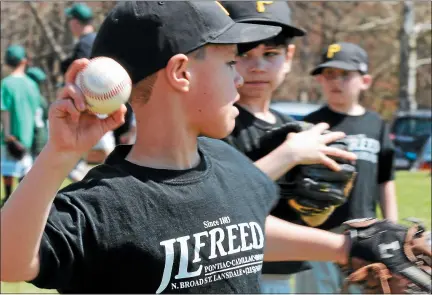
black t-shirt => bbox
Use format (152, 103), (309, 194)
(29, 138), (279, 293)
(223, 104), (311, 275)
(304, 106), (396, 230)
(61, 32), (97, 74)
(223, 104), (294, 160)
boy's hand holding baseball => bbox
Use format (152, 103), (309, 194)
(47, 59), (127, 157)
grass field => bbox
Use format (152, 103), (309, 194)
(0, 171), (431, 293)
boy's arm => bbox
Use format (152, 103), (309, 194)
(379, 180), (398, 223)
(264, 215), (432, 294)
(0, 147), (81, 282)
(264, 215), (349, 264)
(1, 59), (126, 282)
(1, 83), (12, 138)
(1, 111), (11, 138)
(254, 143), (297, 180)
(378, 122), (398, 223)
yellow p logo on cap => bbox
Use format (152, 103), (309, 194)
(256, 1), (273, 13)
(215, 1), (229, 15)
(327, 44), (341, 58)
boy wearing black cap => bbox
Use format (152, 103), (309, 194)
(2, 3), (360, 293)
(63, 3), (136, 162)
(61, 2), (102, 180)
(220, 2), (350, 293)
(295, 42), (398, 293)
(61, 3), (96, 75)
(1, 45), (41, 204)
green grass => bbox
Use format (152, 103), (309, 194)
(1, 171), (430, 293)
(393, 171), (431, 229)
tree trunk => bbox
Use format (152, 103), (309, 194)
(399, 0), (418, 111)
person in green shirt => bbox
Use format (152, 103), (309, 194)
(26, 66), (49, 158)
(1, 45), (41, 204)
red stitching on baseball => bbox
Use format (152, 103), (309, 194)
(79, 57), (132, 101)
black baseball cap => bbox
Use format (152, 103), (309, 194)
(91, 1), (282, 84)
(311, 42), (369, 76)
(220, 1), (306, 37)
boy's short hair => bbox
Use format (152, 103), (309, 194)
(130, 73), (158, 104)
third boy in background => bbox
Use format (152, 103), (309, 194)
(295, 42), (398, 294)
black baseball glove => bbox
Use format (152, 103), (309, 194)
(5, 135), (26, 160)
(258, 122), (357, 226)
(340, 218), (431, 294)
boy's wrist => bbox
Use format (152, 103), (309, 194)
(337, 234), (351, 265)
(43, 143), (84, 166)
(280, 140), (302, 166)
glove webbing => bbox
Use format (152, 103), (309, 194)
(340, 263), (391, 294)
(342, 224), (432, 294)
(400, 226), (432, 293)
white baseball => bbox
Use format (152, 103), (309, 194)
(75, 57), (132, 115)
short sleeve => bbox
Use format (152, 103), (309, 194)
(28, 186), (105, 290)
(75, 41), (92, 59)
(378, 122), (396, 184)
(1, 81), (12, 111)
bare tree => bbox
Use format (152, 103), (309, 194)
(1, 1), (430, 116)
(273, 1), (430, 119)
(399, 1), (432, 112)
(1, 2), (114, 101)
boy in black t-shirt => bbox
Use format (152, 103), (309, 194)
(2, 3), (361, 294)
(295, 42), (398, 294)
(61, 3), (96, 75)
(220, 2), (358, 293)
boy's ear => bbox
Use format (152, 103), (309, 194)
(283, 44), (296, 74)
(361, 74), (372, 90)
(164, 54), (190, 93)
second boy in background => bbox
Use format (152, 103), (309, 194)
(221, 2), (335, 293)
(26, 66), (49, 158)
(295, 42), (398, 293)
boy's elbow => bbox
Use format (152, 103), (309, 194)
(1, 255), (40, 283)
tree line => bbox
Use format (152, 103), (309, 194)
(1, 1), (430, 120)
